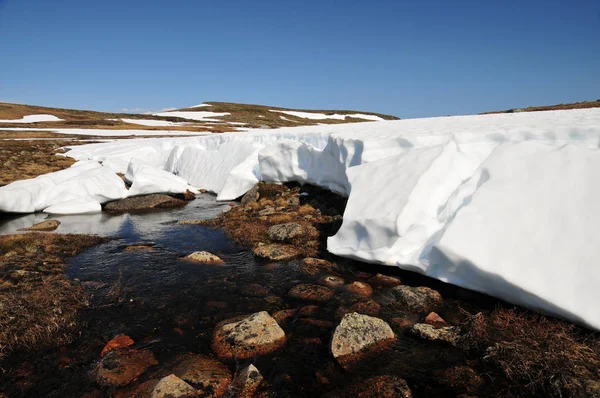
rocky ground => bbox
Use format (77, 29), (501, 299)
(1, 184), (600, 397)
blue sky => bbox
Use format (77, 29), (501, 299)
(0, 0), (598, 118)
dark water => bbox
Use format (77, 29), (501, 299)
(0, 195), (493, 397)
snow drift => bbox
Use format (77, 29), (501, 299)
(2, 108), (600, 329)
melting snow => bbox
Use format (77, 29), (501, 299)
(2, 108), (600, 329)
(119, 118), (193, 127)
(270, 110), (384, 121)
(0, 128), (210, 137)
(153, 111), (230, 121)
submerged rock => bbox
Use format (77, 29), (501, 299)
(336, 298), (381, 318)
(331, 375), (412, 397)
(288, 284), (333, 302)
(100, 334), (134, 357)
(411, 323), (461, 345)
(321, 275), (345, 287)
(424, 312), (449, 329)
(151, 374), (196, 398)
(345, 281), (373, 297)
(212, 311), (286, 361)
(171, 354), (232, 397)
(18, 219), (60, 232)
(253, 244), (298, 261)
(331, 312), (395, 368)
(390, 285), (443, 314)
(300, 257), (338, 276)
(369, 273), (402, 287)
(184, 251), (225, 265)
(93, 348), (158, 387)
(104, 194), (186, 212)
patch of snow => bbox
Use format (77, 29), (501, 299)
(279, 116), (300, 123)
(0, 128), (209, 137)
(270, 110), (384, 121)
(188, 103), (212, 108)
(153, 111), (230, 121)
(119, 118), (192, 127)
(0, 114), (64, 123)
(3, 108), (600, 329)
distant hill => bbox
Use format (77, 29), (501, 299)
(0, 101), (399, 133)
(482, 100), (600, 114)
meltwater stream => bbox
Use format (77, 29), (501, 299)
(0, 195), (482, 397)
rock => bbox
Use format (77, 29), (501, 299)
(331, 312), (395, 368)
(101, 335), (134, 357)
(321, 275), (345, 287)
(239, 283), (270, 297)
(390, 317), (414, 331)
(258, 206), (276, 216)
(18, 219), (60, 232)
(212, 311), (286, 361)
(297, 305), (323, 318)
(253, 244), (298, 261)
(287, 197), (300, 206)
(184, 251), (225, 265)
(439, 366), (483, 395)
(104, 194), (186, 212)
(263, 295), (284, 310)
(411, 323), (461, 345)
(151, 374), (196, 398)
(300, 258), (338, 276)
(267, 223), (317, 242)
(390, 285), (443, 314)
(93, 348), (158, 387)
(178, 219), (209, 225)
(124, 245), (154, 252)
(369, 273), (402, 287)
(172, 354), (232, 397)
(345, 281), (373, 297)
(333, 375), (412, 397)
(336, 299), (381, 318)
(241, 184), (260, 206)
(272, 309), (296, 325)
(288, 284), (333, 302)
(424, 312), (449, 329)
(232, 364), (264, 398)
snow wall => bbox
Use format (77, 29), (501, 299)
(2, 108), (600, 329)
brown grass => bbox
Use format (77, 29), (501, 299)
(0, 233), (107, 362)
(483, 100), (600, 114)
(459, 308), (600, 396)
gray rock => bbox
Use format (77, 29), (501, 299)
(267, 223), (315, 242)
(411, 323), (461, 345)
(258, 206), (276, 216)
(232, 364), (264, 398)
(253, 244), (298, 261)
(212, 311), (286, 361)
(184, 251), (224, 265)
(390, 285), (443, 314)
(331, 312), (395, 368)
(151, 374), (196, 398)
(241, 184), (260, 206)
(104, 194), (186, 212)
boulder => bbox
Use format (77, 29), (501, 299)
(331, 312), (395, 368)
(171, 354), (232, 397)
(104, 194), (186, 212)
(267, 223), (317, 242)
(151, 374), (196, 398)
(184, 251), (224, 265)
(390, 285), (443, 314)
(253, 244), (298, 261)
(18, 219), (60, 232)
(411, 323), (461, 345)
(93, 348), (158, 387)
(212, 311), (286, 361)
(424, 312), (449, 329)
(240, 184), (260, 206)
(288, 284), (333, 302)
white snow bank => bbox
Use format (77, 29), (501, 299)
(126, 161), (189, 196)
(188, 103), (212, 108)
(270, 110), (385, 121)
(44, 198), (102, 214)
(0, 114), (64, 123)
(153, 111), (230, 121)
(119, 118), (192, 127)
(6, 108), (600, 329)
(0, 127), (208, 137)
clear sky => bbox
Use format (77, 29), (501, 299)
(0, 0), (598, 118)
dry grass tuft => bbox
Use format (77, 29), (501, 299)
(459, 308), (600, 395)
(0, 233), (106, 362)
